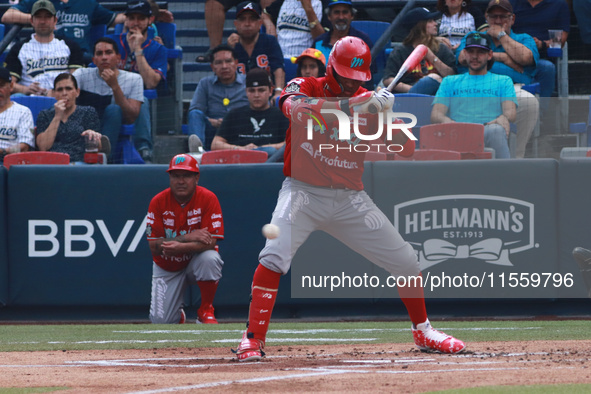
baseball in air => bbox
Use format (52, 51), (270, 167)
(262, 223), (280, 239)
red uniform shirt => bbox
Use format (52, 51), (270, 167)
(146, 186), (224, 272)
(280, 76), (374, 191)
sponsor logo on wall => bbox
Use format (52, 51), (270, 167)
(394, 195), (536, 269)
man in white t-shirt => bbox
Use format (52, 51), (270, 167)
(73, 37), (145, 163)
(5, 0), (83, 96)
(0, 67), (35, 162)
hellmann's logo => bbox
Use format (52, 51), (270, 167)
(394, 195), (535, 269)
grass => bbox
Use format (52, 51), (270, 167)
(432, 384), (591, 393)
(0, 320), (589, 352)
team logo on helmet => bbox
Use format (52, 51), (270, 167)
(174, 156), (187, 165)
(350, 57), (364, 68)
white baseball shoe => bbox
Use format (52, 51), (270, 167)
(234, 332), (265, 362)
(412, 319), (466, 354)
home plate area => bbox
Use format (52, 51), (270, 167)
(2, 341), (590, 393)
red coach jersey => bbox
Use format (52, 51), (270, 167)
(146, 186), (224, 272)
(280, 76), (374, 191)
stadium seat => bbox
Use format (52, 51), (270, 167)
(393, 93), (434, 145)
(201, 149), (268, 164)
(3, 151), (70, 169)
(364, 151), (387, 161)
(393, 149), (462, 161)
(351, 20), (390, 85)
(419, 123), (492, 159)
(11, 96), (56, 124)
(284, 57), (298, 83)
(89, 24), (107, 47)
(569, 95), (591, 147)
(113, 124), (144, 164)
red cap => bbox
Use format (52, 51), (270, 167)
(167, 154), (199, 173)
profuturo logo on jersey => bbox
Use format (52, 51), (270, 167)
(393, 195), (536, 270)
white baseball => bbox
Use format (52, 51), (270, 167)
(262, 223), (280, 239)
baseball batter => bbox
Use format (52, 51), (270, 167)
(235, 36), (466, 361)
(146, 154), (224, 324)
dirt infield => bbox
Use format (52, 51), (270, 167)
(2, 340), (591, 393)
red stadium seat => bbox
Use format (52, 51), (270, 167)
(364, 151), (387, 162)
(3, 151), (70, 169)
(419, 123), (490, 159)
(201, 149), (268, 164)
(393, 149), (462, 161)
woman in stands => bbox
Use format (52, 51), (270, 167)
(382, 7), (456, 95)
(36, 73), (108, 163)
(436, 0), (485, 51)
(294, 48), (326, 78)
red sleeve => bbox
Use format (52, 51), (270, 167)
(200, 190), (224, 240)
(146, 192), (164, 240)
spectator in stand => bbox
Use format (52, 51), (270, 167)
(432, 32), (516, 159)
(5, 0), (84, 97)
(227, 1), (286, 102)
(382, 7), (456, 95)
(36, 73), (109, 163)
(122, 0), (175, 46)
(187, 44), (249, 153)
(276, 0), (324, 58)
(195, 0), (275, 63)
(294, 47), (326, 78)
(510, 0), (570, 102)
(313, 0), (371, 62)
(0, 67), (35, 162)
(73, 37), (144, 162)
(457, 0), (539, 158)
(2, 0), (126, 64)
(211, 68), (288, 162)
(111, 0), (169, 163)
(437, 0), (486, 51)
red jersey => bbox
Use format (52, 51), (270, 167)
(280, 76), (374, 191)
(146, 186), (224, 272)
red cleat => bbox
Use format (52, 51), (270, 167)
(235, 332), (265, 362)
(412, 319), (466, 354)
(197, 306), (218, 324)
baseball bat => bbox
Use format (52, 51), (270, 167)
(367, 44), (429, 113)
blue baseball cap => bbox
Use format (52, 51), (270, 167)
(327, 0), (353, 7)
(402, 7), (442, 30)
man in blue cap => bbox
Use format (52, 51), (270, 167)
(313, 0), (372, 62)
(431, 31), (517, 159)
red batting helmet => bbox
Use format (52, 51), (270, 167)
(167, 154), (200, 173)
(326, 36), (371, 95)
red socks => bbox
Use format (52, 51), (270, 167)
(197, 280), (218, 310)
(397, 274), (428, 326)
(247, 264), (282, 343)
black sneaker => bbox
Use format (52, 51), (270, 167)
(195, 49), (213, 63)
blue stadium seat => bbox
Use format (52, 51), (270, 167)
(89, 24), (107, 47)
(114, 124), (145, 164)
(351, 20), (391, 85)
(284, 57), (298, 83)
(393, 93), (434, 146)
(11, 96), (56, 124)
